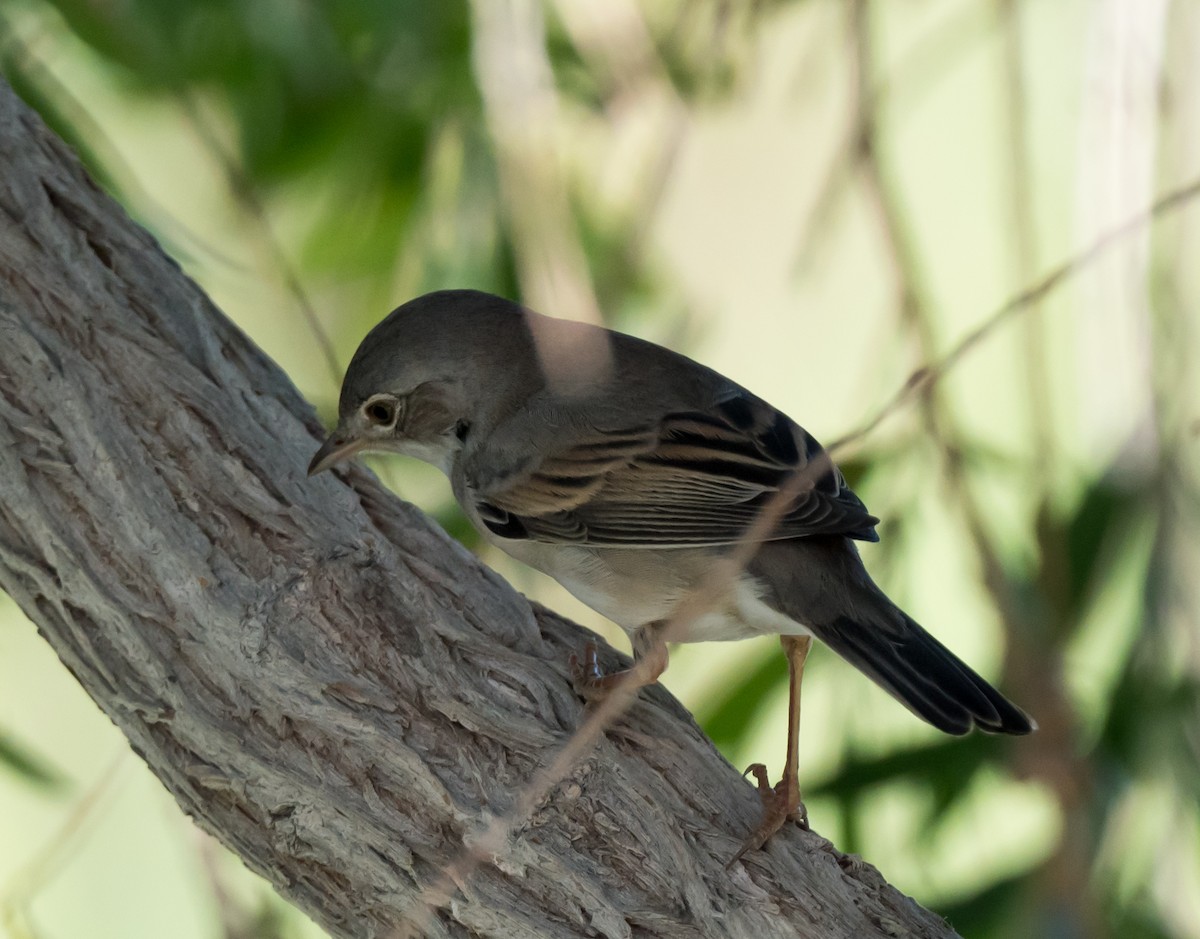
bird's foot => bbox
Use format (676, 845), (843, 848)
(569, 642), (619, 703)
(568, 641), (667, 705)
(726, 763), (808, 868)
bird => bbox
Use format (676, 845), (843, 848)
(308, 289), (1035, 861)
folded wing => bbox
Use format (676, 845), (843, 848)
(470, 392), (879, 548)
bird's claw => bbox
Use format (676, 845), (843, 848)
(726, 763), (808, 868)
(569, 642), (616, 705)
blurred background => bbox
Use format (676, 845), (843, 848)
(1, 0), (1198, 937)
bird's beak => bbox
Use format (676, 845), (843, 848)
(308, 430), (365, 476)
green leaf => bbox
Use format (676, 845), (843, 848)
(0, 729), (66, 791)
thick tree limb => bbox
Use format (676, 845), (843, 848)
(0, 80), (957, 939)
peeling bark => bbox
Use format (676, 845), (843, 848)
(0, 80), (959, 939)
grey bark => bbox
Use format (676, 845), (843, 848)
(0, 79), (959, 939)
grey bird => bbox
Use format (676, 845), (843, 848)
(309, 289), (1035, 859)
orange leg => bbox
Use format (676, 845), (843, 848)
(729, 634), (813, 866)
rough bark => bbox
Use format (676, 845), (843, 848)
(0, 79), (959, 939)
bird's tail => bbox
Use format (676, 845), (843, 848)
(815, 606), (1035, 735)
(757, 538), (1035, 736)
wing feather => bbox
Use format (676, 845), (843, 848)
(472, 393), (878, 547)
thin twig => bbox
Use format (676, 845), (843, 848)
(998, 0), (1054, 481)
(391, 4), (1200, 925)
(794, 1), (991, 273)
(394, 161), (1200, 932)
(826, 175), (1200, 452)
(174, 92), (344, 392)
(392, 442), (839, 937)
(0, 750), (128, 936)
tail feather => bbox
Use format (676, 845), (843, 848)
(819, 613), (1035, 736)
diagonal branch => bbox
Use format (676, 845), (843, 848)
(0, 78), (955, 939)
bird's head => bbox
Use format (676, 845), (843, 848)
(307, 290), (533, 477)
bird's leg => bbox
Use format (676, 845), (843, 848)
(570, 621), (669, 703)
(729, 634), (813, 866)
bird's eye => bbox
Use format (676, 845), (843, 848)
(364, 398), (396, 426)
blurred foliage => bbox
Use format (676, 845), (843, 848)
(0, 731), (64, 792)
(0, 0), (780, 320)
(1, 1), (1199, 939)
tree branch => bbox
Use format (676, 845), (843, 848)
(0, 81), (955, 938)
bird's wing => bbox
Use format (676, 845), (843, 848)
(468, 392), (879, 548)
